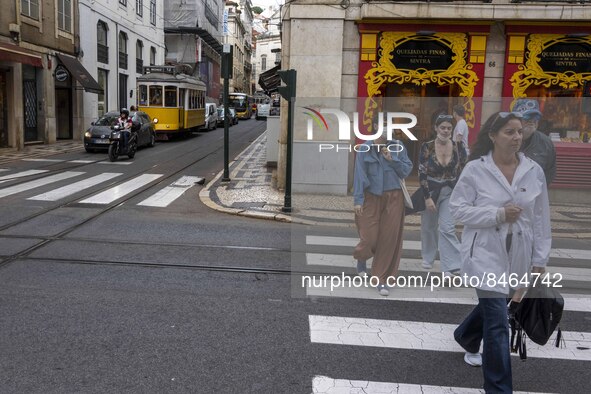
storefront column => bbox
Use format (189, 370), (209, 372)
(42, 63), (56, 144)
(7, 63), (24, 150)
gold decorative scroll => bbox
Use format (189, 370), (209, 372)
(511, 34), (591, 101)
(364, 32), (478, 129)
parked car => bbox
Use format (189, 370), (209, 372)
(84, 110), (156, 152)
(203, 103), (218, 131)
(217, 106), (239, 127)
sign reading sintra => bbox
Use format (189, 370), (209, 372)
(391, 39), (454, 70)
(539, 41), (591, 74)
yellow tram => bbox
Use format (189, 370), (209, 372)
(137, 66), (206, 139)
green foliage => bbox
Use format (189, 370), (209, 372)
(252, 6), (264, 14)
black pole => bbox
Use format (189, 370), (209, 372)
(222, 71), (230, 182)
(282, 96), (293, 213)
(221, 47), (232, 182)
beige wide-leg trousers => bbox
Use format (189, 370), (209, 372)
(354, 190), (405, 285)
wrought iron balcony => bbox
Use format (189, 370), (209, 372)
(119, 52), (128, 69)
(97, 44), (109, 63)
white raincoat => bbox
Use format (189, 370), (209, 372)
(449, 152), (551, 294)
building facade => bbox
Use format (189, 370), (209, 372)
(79, 0), (166, 127)
(1, 0), (101, 149)
(278, 0), (591, 194)
(164, 0), (223, 102)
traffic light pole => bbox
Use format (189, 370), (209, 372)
(283, 94), (294, 212)
(277, 69), (296, 213)
(221, 45), (233, 182)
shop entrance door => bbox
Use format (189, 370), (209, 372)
(55, 88), (72, 139)
(23, 71), (38, 142)
(0, 70), (7, 147)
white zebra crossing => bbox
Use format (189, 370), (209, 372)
(312, 376), (550, 394)
(79, 174), (163, 204)
(27, 173), (122, 201)
(306, 235), (591, 261)
(309, 315), (591, 361)
(306, 234), (591, 392)
(0, 171), (203, 207)
(0, 169), (48, 182)
(138, 176), (204, 207)
(0, 171), (84, 199)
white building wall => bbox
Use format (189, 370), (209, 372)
(79, 0), (165, 127)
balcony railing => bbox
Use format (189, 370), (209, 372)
(136, 58), (143, 74)
(119, 52), (128, 69)
(97, 44), (109, 63)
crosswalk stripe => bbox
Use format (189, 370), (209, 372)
(304, 284), (591, 313)
(27, 173), (122, 201)
(0, 169), (48, 181)
(306, 254), (591, 283)
(312, 376), (546, 394)
(22, 158), (64, 163)
(79, 174), (163, 204)
(306, 236), (591, 261)
(69, 159), (99, 164)
(309, 315), (591, 361)
(138, 176), (204, 207)
(0, 171), (84, 199)
(97, 161), (134, 165)
(0, 169), (8, 172)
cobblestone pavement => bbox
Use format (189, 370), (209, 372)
(200, 133), (591, 239)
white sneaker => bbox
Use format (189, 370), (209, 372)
(464, 352), (482, 367)
(421, 261), (434, 270)
(378, 285), (389, 296)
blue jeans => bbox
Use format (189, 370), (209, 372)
(420, 186), (462, 272)
(454, 289), (512, 393)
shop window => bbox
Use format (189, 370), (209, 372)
(97, 68), (108, 116)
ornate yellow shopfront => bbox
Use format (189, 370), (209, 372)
(504, 23), (591, 188)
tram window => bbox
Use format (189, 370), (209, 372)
(165, 86), (177, 107)
(179, 89), (186, 108)
(139, 85), (148, 106)
(150, 86), (162, 106)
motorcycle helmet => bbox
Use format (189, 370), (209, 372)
(120, 108), (129, 117)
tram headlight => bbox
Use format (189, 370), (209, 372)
(153, 117), (159, 124)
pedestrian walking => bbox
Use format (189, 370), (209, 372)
(419, 114), (467, 277)
(353, 131), (413, 296)
(453, 105), (470, 155)
(512, 98), (556, 184)
(449, 111), (551, 393)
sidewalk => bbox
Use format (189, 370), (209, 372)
(0, 140), (84, 165)
(200, 132), (591, 239)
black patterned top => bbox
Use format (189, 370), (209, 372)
(418, 140), (467, 198)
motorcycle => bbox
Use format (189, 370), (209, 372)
(108, 124), (137, 162)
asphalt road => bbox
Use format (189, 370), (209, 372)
(0, 119), (590, 393)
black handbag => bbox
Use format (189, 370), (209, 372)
(510, 285), (565, 360)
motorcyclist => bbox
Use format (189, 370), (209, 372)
(116, 108), (133, 150)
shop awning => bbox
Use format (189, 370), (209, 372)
(258, 64), (281, 94)
(56, 53), (103, 94)
(0, 42), (43, 67)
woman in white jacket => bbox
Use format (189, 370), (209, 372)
(449, 111), (551, 393)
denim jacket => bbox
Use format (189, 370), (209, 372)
(353, 140), (413, 206)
